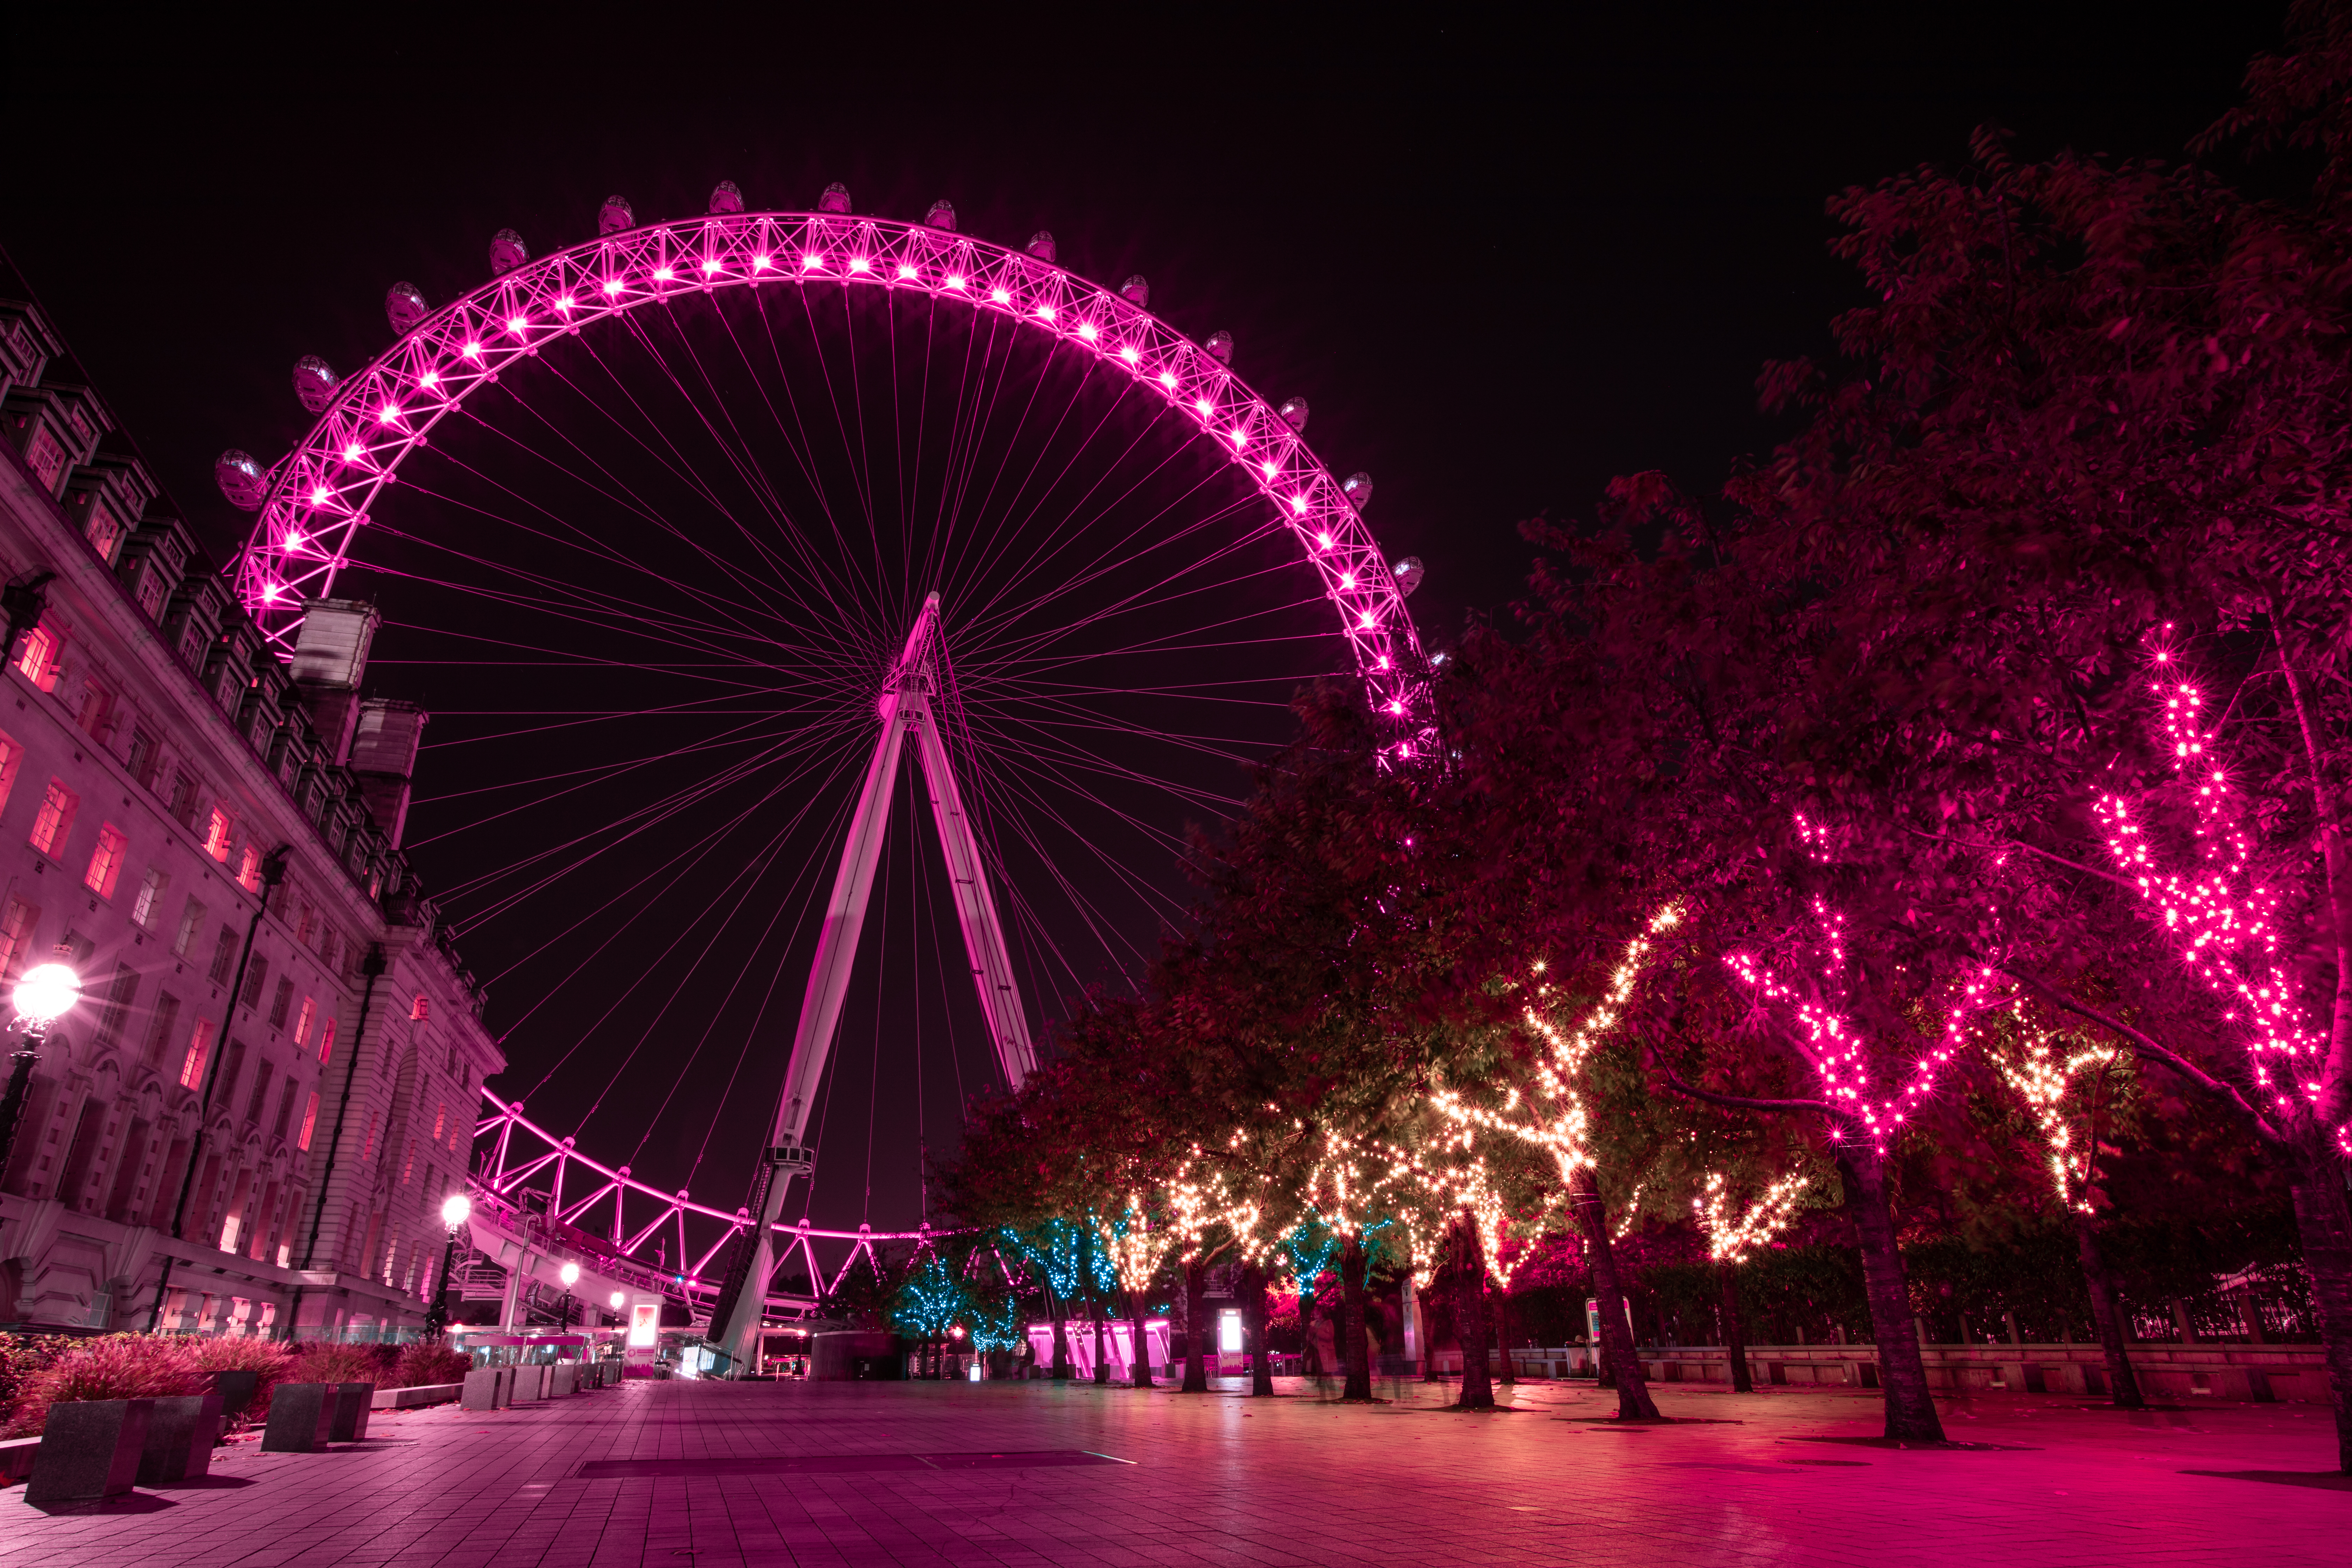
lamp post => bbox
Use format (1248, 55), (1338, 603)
(424, 1192), (472, 1335)
(559, 1262), (580, 1335)
(0, 962), (81, 1178)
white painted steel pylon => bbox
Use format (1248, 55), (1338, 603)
(712, 594), (1035, 1364)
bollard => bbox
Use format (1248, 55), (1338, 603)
(547, 1362), (576, 1398)
(461, 1366), (503, 1411)
(261, 1383), (336, 1452)
(138, 1393), (223, 1485)
(27, 1399), (154, 1506)
(327, 1382), (373, 1442)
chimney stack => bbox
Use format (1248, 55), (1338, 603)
(290, 598), (381, 764)
(349, 698), (427, 851)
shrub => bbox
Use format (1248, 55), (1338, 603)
(287, 1342), (387, 1387)
(391, 1342), (473, 1389)
(6, 1335), (204, 1435)
(0, 1333), (73, 1427)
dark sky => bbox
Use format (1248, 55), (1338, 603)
(1, 7), (2292, 1246)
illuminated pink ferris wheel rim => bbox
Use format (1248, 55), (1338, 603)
(231, 209), (1433, 755)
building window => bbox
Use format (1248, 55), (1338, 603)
(0, 730), (21, 815)
(131, 867), (169, 928)
(298, 1092), (319, 1152)
(167, 772), (200, 827)
(432, 1103), (446, 1142)
(239, 955), (270, 1011)
(15, 625), (58, 691)
(0, 897), (40, 979)
(268, 976), (294, 1031)
(237, 844), (262, 892)
(273, 1080), (299, 1142)
(92, 962), (138, 1046)
(296, 903), (316, 947)
(292, 995), (316, 1047)
(411, 994), (430, 1022)
(208, 927), (238, 986)
(360, 1111), (378, 1160)
(142, 993), (181, 1066)
(125, 727), (158, 789)
(28, 779), (78, 858)
(179, 1017), (216, 1090)
(25, 427), (66, 491)
(76, 681), (112, 741)
(173, 899), (205, 957)
(317, 1015), (336, 1065)
(135, 569), (167, 620)
(245, 1060), (274, 1127)
(84, 822), (129, 898)
(82, 501), (124, 563)
(203, 806), (232, 861)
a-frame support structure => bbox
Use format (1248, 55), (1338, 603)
(709, 594), (1036, 1364)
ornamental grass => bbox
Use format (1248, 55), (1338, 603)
(4, 1335), (204, 1435)
(391, 1341), (474, 1388)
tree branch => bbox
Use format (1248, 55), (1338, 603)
(1993, 966), (2287, 1148)
(1650, 1045), (1832, 1118)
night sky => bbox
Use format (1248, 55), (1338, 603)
(1, 8), (2289, 1246)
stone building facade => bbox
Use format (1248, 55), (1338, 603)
(0, 267), (502, 1339)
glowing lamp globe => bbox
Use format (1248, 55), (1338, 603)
(560, 1262), (581, 1287)
(609, 1291), (624, 1310)
(440, 1192), (472, 1227)
(11, 964), (80, 1027)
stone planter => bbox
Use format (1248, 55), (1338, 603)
(209, 1368), (261, 1422)
(461, 1366), (507, 1410)
(327, 1382), (373, 1442)
(261, 1383), (336, 1452)
(137, 1393), (223, 1485)
(25, 1398), (153, 1507)
(547, 1362), (576, 1398)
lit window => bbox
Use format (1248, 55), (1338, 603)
(299, 1092), (319, 1152)
(28, 779), (78, 858)
(293, 995), (317, 1046)
(0, 730), (21, 815)
(16, 625), (57, 690)
(204, 807), (233, 861)
(84, 822), (129, 898)
(180, 1017), (216, 1090)
(0, 896), (39, 978)
(411, 993), (430, 1022)
(317, 1015), (337, 1065)
(238, 844), (262, 891)
(132, 867), (169, 927)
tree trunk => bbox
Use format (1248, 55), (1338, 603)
(1493, 1284), (1516, 1385)
(1569, 1165), (1660, 1420)
(1126, 1287), (1156, 1387)
(1241, 1261), (1275, 1396)
(1181, 1257), (1209, 1392)
(1048, 1283), (1073, 1380)
(1301, 1285), (1324, 1377)
(1838, 1151), (1944, 1442)
(1720, 1260), (1752, 1393)
(1452, 1214), (1496, 1410)
(2290, 1156), (2352, 1473)
(1091, 1290), (1111, 1383)
(1421, 1275), (1449, 1381)
(2071, 1210), (2144, 1410)
(1340, 1233), (1374, 1400)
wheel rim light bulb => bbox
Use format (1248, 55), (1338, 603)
(12, 963), (80, 1027)
(441, 1192), (472, 1227)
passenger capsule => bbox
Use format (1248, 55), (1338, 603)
(925, 199), (958, 231)
(215, 450), (269, 511)
(1343, 471), (1374, 510)
(708, 179), (745, 215)
(292, 356), (339, 414)
(1391, 556), (1424, 598)
(1120, 275), (1149, 308)
(385, 281), (430, 335)
(597, 195), (635, 235)
(1277, 396), (1309, 432)
(1205, 330), (1234, 364)
(489, 228), (528, 276)
(1027, 231), (1057, 262)
(819, 182), (853, 214)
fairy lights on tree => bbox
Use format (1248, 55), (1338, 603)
(1692, 1169), (1809, 1264)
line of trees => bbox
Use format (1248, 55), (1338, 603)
(939, 2), (2352, 1469)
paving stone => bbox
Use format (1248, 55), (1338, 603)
(1, 1375), (2345, 1562)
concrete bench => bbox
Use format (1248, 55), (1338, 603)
(372, 1382), (464, 1411)
(0, 1435), (39, 1485)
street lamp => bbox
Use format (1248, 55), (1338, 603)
(559, 1261), (580, 1334)
(0, 962), (79, 1176)
(424, 1192), (472, 1335)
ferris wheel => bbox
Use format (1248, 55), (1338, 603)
(222, 179), (1431, 1338)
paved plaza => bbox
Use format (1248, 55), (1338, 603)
(5, 1374), (2347, 1567)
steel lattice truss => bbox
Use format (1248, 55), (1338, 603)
(472, 1090), (915, 1315)
(232, 210), (1434, 759)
